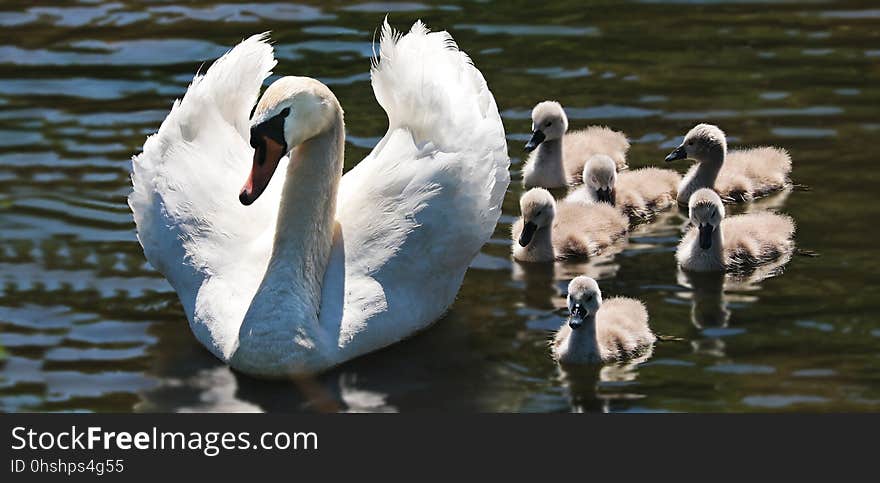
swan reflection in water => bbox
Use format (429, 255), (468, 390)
(141, 363), (399, 413)
(675, 249), (793, 358)
(554, 349), (654, 413)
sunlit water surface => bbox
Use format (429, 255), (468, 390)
(1, 0), (879, 412)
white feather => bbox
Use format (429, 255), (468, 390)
(129, 22), (509, 376)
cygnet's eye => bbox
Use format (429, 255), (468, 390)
(687, 140), (694, 146)
(535, 209), (543, 216)
(545, 121), (552, 127)
(585, 294), (593, 302)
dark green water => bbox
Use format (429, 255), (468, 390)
(1, 0), (879, 412)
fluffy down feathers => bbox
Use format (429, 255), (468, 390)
(677, 212), (796, 272)
(681, 146), (792, 203)
(567, 166), (681, 221)
(561, 127), (630, 183)
(720, 212), (796, 270)
(553, 297), (655, 363)
(554, 202), (629, 258)
(613, 167), (681, 220)
(522, 125), (629, 188)
(511, 201), (628, 261)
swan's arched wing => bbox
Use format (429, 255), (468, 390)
(320, 21), (510, 355)
(129, 34), (281, 356)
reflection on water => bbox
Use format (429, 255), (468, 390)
(557, 349), (655, 413)
(1, 0), (879, 412)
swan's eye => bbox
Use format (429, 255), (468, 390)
(687, 141), (694, 146)
(280, 107), (290, 117)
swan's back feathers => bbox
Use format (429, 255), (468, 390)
(597, 297), (655, 360)
(563, 126), (630, 182)
(327, 21), (509, 352)
(722, 212), (795, 271)
(713, 147), (792, 202)
(372, 21), (489, 147)
(615, 167), (681, 220)
(553, 202), (628, 258)
(365, 19), (507, 226)
(129, 34), (279, 337)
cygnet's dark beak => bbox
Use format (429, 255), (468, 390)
(596, 187), (615, 205)
(665, 145), (687, 163)
(524, 130), (546, 153)
(518, 221), (538, 247)
(568, 303), (587, 329)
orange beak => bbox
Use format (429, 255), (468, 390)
(239, 135), (286, 205)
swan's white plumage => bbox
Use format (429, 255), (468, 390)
(130, 33), (282, 358)
(130, 22), (509, 376)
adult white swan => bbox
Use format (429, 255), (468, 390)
(129, 21), (510, 378)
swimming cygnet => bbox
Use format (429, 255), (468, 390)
(676, 188), (796, 273)
(522, 101), (629, 189)
(566, 154), (681, 220)
(512, 188), (628, 262)
(552, 276), (656, 364)
(665, 123), (792, 206)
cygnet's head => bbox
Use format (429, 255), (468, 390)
(524, 101), (569, 152)
(582, 154), (618, 204)
(688, 188), (725, 250)
(240, 76), (341, 206)
(566, 276), (603, 329)
(518, 188), (556, 247)
(665, 123), (728, 165)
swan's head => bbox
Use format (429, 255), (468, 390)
(689, 188), (725, 250)
(524, 101), (568, 152)
(566, 276), (603, 329)
(518, 188), (556, 247)
(240, 76), (341, 205)
(665, 123), (727, 164)
(583, 154), (617, 205)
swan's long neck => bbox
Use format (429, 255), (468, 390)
(536, 139), (565, 180)
(706, 225), (725, 269)
(232, 109), (344, 374)
(525, 224), (555, 262)
(685, 225), (725, 271)
(271, 111), (345, 310)
(692, 148), (724, 191)
(567, 315), (601, 361)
